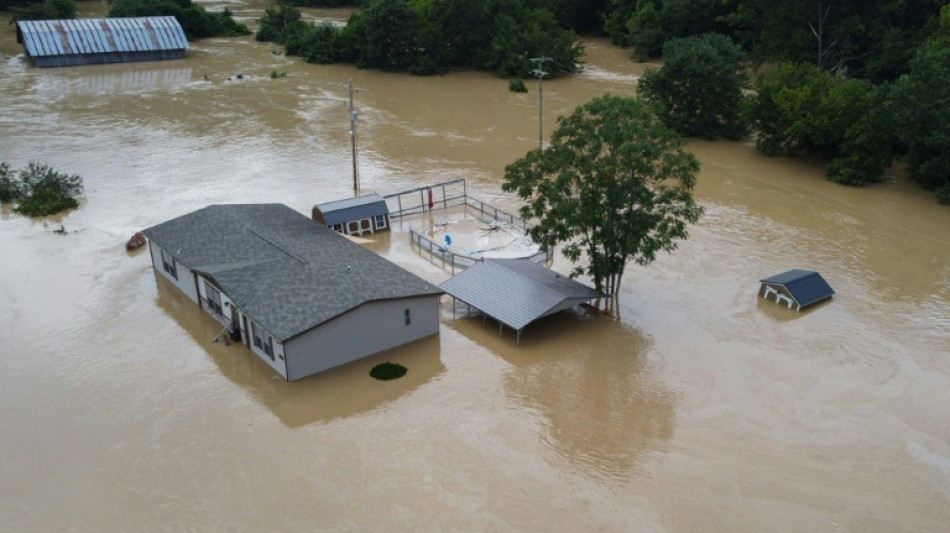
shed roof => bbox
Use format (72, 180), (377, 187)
(142, 204), (441, 342)
(760, 269), (835, 309)
(16, 17), (188, 58)
(440, 259), (602, 331)
(314, 193), (389, 226)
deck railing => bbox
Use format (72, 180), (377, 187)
(391, 178), (552, 271)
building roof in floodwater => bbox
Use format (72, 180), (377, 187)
(440, 259), (602, 332)
(142, 204), (441, 342)
(16, 17), (188, 67)
(760, 269), (835, 310)
(314, 194), (389, 226)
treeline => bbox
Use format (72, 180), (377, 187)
(634, 12), (950, 203)
(2, 0), (250, 40)
(606, 0), (943, 83)
(256, 0), (584, 77)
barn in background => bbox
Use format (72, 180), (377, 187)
(16, 16), (188, 68)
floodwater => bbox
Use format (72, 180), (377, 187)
(2, 2), (949, 531)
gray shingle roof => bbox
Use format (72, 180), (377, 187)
(760, 269), (835, 308)
(315, 193), (389, 226)
(17, 17), (188, 58)
(439, 259), (602, 331)
(142, 204), (441, 342)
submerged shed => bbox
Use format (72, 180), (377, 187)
(312, 193), (390, 236)
(759, 269), (834, 311)
(16, 16), (189, 68)
(440, 259), (603, 342)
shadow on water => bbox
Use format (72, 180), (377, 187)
(153, 272), (445, 428)
(450, 308), (677, 482)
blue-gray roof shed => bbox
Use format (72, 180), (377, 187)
(759, 269), (834, 311)
(16, 17), (188, 68)
(440, 259), (603, 341)
(313, 194), (389, 227)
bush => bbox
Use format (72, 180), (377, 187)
(370, 362), (407, 380)
(0, 161), (84, 217)
(509, 79), (528, 92)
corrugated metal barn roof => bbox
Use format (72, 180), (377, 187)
(760, 269), (835, 309)
(440, 259), (602, 332)
(17, 16), (188, 58)
(315, 193), (389, 226)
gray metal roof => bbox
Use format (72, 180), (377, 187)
(440, 259), (602, 331)
(17, 17), (188, 58)
(760, 269), (835, 308)
(142, 204), (441, 342)
(315, 193), (389, 226)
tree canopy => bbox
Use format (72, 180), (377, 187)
(108, 0), (251, 40)
(637, 33), (748, 140)
(256, 0), (584, 78)
(0, 161), (84, 217)
(502, 95), (703, 315)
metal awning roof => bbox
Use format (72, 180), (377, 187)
(440, 259), (602, 332)
(315, 193), (389, 226)
(17, 17), (188, 58)
(760, 269), (835, 308)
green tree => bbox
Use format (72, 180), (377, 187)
(8, 0), (75, 21)
(109, 0), (250, 40)
(637, 33), (748, 140)
(0, 161), (84, 216)
(255, 4), (305, 44)
(502, 94), (703, 315)
(889, 7), (950, 203)
(357, 0), (422, 71)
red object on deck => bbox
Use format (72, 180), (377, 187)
(427, 188), (434, 209)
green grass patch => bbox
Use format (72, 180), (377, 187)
(370, 361), (407, 381)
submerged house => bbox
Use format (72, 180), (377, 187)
(312, 193), (390, 236)
(759, 269), (835, 311)
(142, 204), (442, 381)
(16, 16), (188, 68)
(440, 259), (603, 343)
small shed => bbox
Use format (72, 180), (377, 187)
(312, 193), (390, 236)
(759, 269), (834, 311)
(16, 17), (189, 68)
(440, 259), (603, 342)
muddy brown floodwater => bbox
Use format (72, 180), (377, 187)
(2, 2), (949, 532)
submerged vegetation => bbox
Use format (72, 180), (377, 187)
(108, 0), (251, 39)
(370, 362), (408, 380)
(255, 0), (584, 78)
(0, 161), (84, 217)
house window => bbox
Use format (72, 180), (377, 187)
(374, 214), (387, 230)
(252, 321), (274, 361)
(331, 223), (343, 233)
(160, 249), (178, 280)
(204, 281), (223, 316)
(404, 308), (411, 326)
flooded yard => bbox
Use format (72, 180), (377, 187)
(1, 2), (949, 531)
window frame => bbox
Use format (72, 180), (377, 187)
(160, 249), (178, 280)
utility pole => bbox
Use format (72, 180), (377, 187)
(530, 56), (552, 152)
(344, 79), (360, 196)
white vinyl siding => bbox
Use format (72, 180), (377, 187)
(284, 296), (439, 381)
(149, 243), (198, 304)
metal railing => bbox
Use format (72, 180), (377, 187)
(390, 178), (552, 271)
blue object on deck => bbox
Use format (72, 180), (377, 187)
(444, 235), (452, 246)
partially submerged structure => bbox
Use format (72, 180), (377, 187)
(142, 204), (442, 381)
(312, 193), (390, 236)
(16, 16), (188, 68)
(440, 259), (602, 342)
(759, 269), (834, 311)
